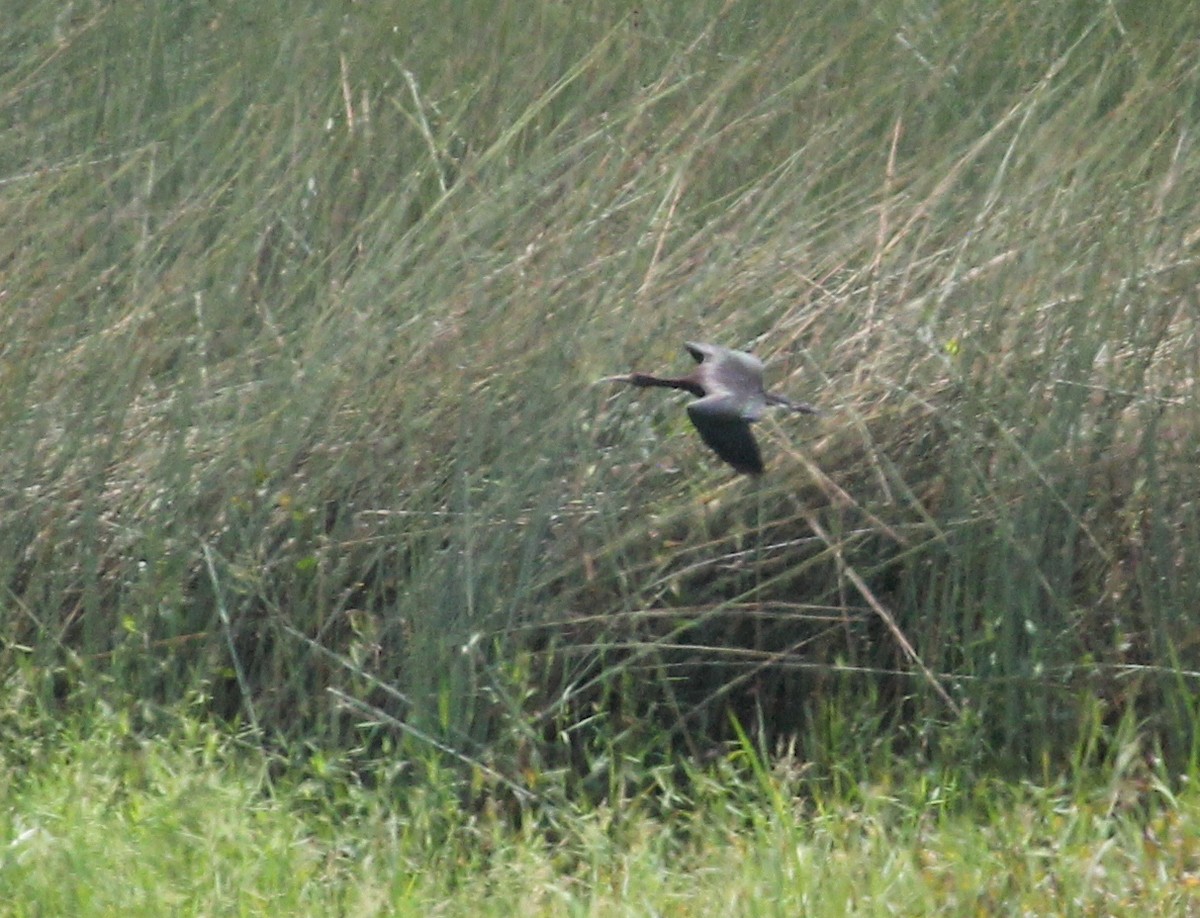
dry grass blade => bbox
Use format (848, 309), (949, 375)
(802, 512), (961, 715)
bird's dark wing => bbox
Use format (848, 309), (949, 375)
(686, 396), (764, 474)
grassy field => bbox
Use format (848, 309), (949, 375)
(2, 704), (1198, 915)
(4, 0), (1200, 911)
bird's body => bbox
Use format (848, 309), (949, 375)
(604, 341), (817, 474)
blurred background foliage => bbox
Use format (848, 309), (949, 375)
(3, 0), (1200, 790)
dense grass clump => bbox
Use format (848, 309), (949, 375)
(2, 703), (1197, 915)
(3, 0), (1200, 791)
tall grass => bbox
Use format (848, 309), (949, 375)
(3, 0), (1200, 783)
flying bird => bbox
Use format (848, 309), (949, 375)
(602, 341), (818, 474)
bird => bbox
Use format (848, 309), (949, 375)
(602, 341), (818, 474)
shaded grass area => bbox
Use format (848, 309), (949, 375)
(3, 0), (1200, 792)
(2, 704), (1198, 916)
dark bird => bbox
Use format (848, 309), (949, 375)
(603, 341), (818, 474)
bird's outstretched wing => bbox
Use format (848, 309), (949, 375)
(686, 395), (764, 474)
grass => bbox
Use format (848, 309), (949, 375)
(2, 703), (1198, 916)
(6, 0), (1199, 767)
(5, 0), (1200, 909)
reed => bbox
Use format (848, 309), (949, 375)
(3, 0), (1200, 784)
